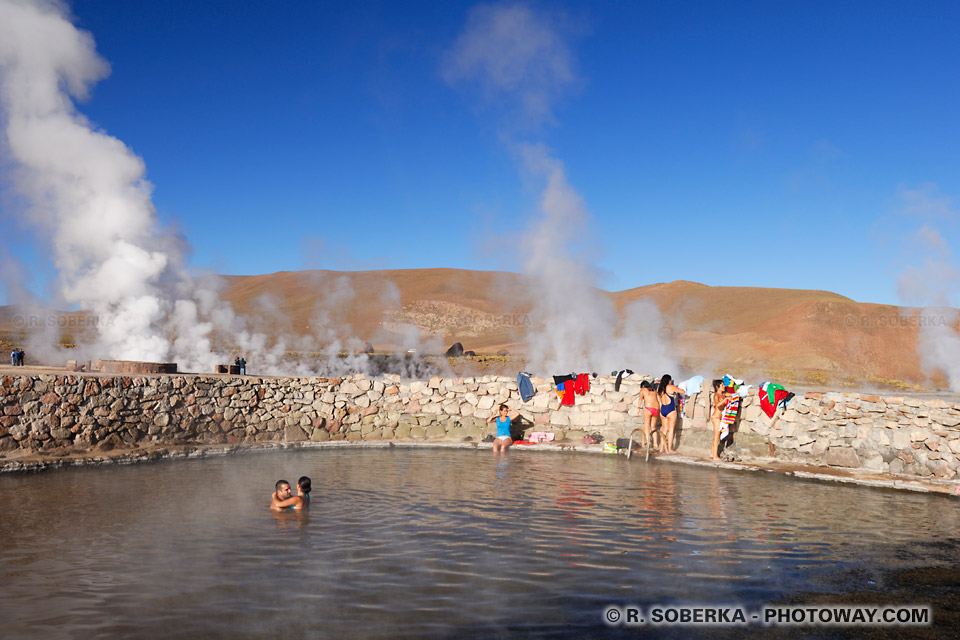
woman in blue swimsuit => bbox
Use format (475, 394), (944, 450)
(486, 404), (520, 453)
(657, 374), (684, 454)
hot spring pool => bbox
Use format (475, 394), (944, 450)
(1, 447), (957, 638)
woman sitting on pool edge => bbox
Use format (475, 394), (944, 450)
(270, 477), (311, 511)
(486, 404), (520, 453)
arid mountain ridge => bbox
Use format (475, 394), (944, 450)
(2, 268), (953, 388)
(218, 268), (951, 388)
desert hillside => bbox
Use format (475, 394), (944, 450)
(2, 268), (954, 387)
(216, 269), (952, 386)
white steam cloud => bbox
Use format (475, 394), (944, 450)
(445, 2), (676, 375)
(0, 0), (220, 368)
(894, 184), (960, 390)
(518, 143), (675, 373)
(0, 0), (434, 377)
(442, 1), (579, 127)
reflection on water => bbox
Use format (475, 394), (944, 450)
(1, 448), (957, 638)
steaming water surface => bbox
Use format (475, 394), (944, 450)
(1, 448), (957, 638)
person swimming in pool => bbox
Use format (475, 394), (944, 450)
(486, 403), (519, 453)
(270, 479), (307, 511)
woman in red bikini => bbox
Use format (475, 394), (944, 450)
(638, 381), (661, 450)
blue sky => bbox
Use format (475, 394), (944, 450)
(2, 0), (958, 306)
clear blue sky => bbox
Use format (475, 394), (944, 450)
(2, 0), (958, 306)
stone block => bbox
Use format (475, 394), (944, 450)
(339, 382), (361, 396)
(550, 412), (570, 426)
(825, 447), (860, 468)
(570, 412), (591, 427)
(937, 414), (960, 428)
(284, 425), (307, 442)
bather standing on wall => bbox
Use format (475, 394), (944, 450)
(487, 404), (519, 453)
(638, 381), (661, 450)
(709, 379), (728, 461)
(656, 374), (684, 453)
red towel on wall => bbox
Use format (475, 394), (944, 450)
(574, 373), (590, 395)
(561, 385), (576, 405)
(759, 388), (791, 418)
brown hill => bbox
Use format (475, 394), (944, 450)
(218, 269), (535, 353)
(612, 281), (938, 385)
(218, 269), (953, 387)
(3, 269), (952, 387)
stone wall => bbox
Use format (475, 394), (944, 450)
(1, 372), (959, 481)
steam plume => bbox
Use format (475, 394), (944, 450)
(444, 2), (676, 375)
(0, 0), (431, 376)
(0, 0), (218, 367)
(895, 185), (960, 390)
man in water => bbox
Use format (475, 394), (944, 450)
(270, 479), (306, 511)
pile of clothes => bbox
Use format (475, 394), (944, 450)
(554, 373), (590, 406)
(758, 382), (795, 418)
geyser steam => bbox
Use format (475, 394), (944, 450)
(895, 185), (960, 391)
(444, 2), (677, 374)
(0, 0), (221, 368)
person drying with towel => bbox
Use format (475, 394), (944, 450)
(709, 379), (729, 461)
(487, 404), (520, 453)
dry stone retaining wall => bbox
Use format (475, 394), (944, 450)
(1, 372), (959, 481)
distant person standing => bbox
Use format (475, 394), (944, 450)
(18, 348), (25, 366)
(238, 356), (246, 375)
(9, 349), (15, 366)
